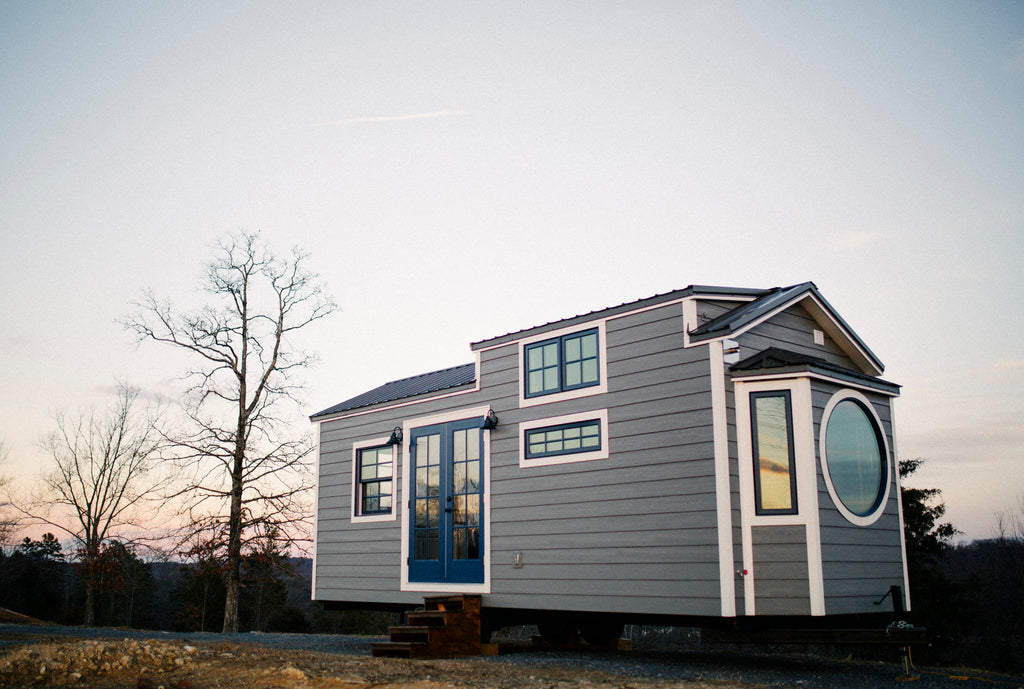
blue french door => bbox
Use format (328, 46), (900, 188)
(408, 418), (484, 584)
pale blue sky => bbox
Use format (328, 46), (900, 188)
(1, 1), (1022, 541)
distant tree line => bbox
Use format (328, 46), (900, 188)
(900, 460), (1024, 673)
(0, 534), (391, 635)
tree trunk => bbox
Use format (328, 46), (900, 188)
(222, 447), (245, 633)
(84, 580), (95, 627)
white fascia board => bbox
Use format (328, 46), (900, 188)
(731, 370), (899, 398)
(688, 291), (884, 377)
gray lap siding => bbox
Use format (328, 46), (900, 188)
(490, 304), (721, 616)
(811, 383), (906, 614)
(315, 302), (728, 616)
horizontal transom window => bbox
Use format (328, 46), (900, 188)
(518, 409), (609, 468)
(525, 419), (601, 459)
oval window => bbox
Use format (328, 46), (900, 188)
(823, 397), (887, 519)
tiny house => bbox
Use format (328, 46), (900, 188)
(311, 283), (909, 639)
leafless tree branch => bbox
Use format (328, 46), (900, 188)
(122, 230), (335, 632)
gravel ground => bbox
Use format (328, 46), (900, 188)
(2, 623), (1021, 689)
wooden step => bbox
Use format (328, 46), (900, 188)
(372, 594), (484, 659)
(406, 610), (448, 627)
(371, 641), (428, 658)
(387, 625), (432, 643)
(423, 594), (467, 612)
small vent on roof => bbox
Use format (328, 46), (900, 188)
(813, 329), (825, 346)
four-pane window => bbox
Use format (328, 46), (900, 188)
(525, 328), (600, 398)
(357, 445), (393, 515)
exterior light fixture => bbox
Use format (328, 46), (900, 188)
(386, 426), (403, 445)
(480, 409), (499, 430)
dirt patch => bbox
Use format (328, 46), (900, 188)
(0, 638), (753, 689)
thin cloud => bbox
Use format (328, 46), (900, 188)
(829, 230), (885, 251)
(313, 109), (467, 126)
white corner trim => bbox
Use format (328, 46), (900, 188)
(399, 404), (493, 594)
(709, 341), (736, 617)
(518, 409), (610, 468)
(682, 297), (698, 347)
(312, 425), (321, 599)
(518, 321), (609, 408)
(792, 382), (825, 616)
(350, 436), (398, 524)
(819, 389), (892, 527)
(890, 398), (912, 612)
(735, 377), (824, 616)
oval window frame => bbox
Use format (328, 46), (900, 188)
(819, 389), (891, 526)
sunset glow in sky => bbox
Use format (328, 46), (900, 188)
(2, 2), (1022, 541)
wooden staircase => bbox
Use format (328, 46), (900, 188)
(371, 595), (484, 659)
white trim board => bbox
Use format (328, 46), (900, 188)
(735, 377), (825, 617)
(399, 404), (493, 594)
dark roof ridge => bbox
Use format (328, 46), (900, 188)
(471, 283), (773, 349)
(731, 346), (899, 393)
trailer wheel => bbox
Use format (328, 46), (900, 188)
(579, 617), (624, 646)
(537, 616), (578, 645)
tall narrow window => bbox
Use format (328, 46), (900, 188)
(357, 445), (393, 515)
(750, 391), (797, 515)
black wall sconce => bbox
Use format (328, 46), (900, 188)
(386, 426), (403, 445)
(480, 409), (499, 430)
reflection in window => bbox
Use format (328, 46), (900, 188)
(357, 445), (393, 515)
(751, 391), (797, 515)
(451, 428), (481, 560)
(824, 399), (885, 516)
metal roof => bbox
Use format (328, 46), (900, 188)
(310, 362), (476, 419)
(470, 284), (769, 350)
(730, 347), (900, 395)
(688, 282), (816, 340)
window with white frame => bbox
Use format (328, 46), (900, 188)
(820, 391), (890, 525)
(524, 328), (600, 398)
(519, 409), (609, 467)
(352, 442), (394, 520)
(749, 390), (798, 515)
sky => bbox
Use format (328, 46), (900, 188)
(1, 1), (1022, 542)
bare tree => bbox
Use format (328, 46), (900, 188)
(0, 440), (18, 553)
(11, 384), (168, 625)
(124, 231), (335, 632)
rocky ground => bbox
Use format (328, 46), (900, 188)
(1, 610), (1021, 689)
(0, 636), (741, 689)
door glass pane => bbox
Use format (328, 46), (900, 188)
(453, 528), (467, 560)
(453, 462), (467, 494)
(453, 430), (466, 462)
(465, 495), (480, 526)
(453, 495), (466, 525)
